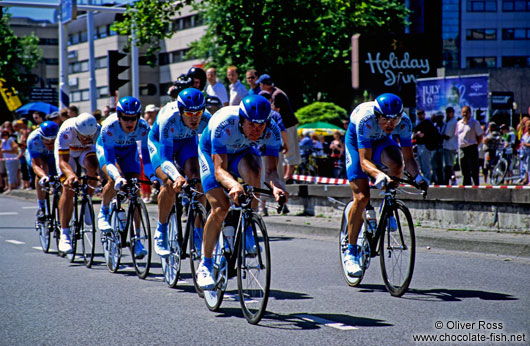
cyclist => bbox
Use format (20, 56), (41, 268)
(343, 93), (427, 277)
(196, 94), (288, 289)
(25, 121), (60, 221)
(95, 96), (154, 258)
(148, 88), (211, 257)
(55, 113), (101, 253)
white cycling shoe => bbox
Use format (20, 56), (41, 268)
(98, 211), (112, 234)
(59, 232), (73, 254)
(196, 262), (215, 290)
(343, 247), (362, 277)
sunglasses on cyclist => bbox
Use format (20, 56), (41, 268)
(182, 110), (204, 118)
(375, 110), (402, 126)
(119, 115), (139, 122)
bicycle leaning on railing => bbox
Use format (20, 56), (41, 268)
(204, 183), (285, 324)
(35, 175), (62, 254)
(339, 176), (426, 297)
(66, 175), (99, 267)
(491, 147), (521, 185)
(162, 178), (208, 293)
(101, 177), (152, 279)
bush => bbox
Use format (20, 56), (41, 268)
(295, 102), (347, 127)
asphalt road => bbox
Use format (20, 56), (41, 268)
(1, 196), (529, 345)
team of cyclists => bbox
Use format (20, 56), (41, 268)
(25, 77), (427, 290)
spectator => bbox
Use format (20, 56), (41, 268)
(59, 108), (69, 123)
(92, 109), (103, 123)
(442, 106), (458, 185)
(258, 74), (301, 184)
(431, 112), (445, 184)
(226, 65), (248, 106)
(483, 122), (502, 183)
(456, 105), (484, 185)
(342, 119), (350, 130)
(67, 105), (79, 118)
(499, 124), (516, 169)
(518, 118), (530, 185)
(206, 67), (229, 106)
(46, 111), (62, 126)
(413, 109), (438, 184)
(143, 104), (159, 126)
(311, 133), (325, 157)
(103, 105), (111, 119)
(206, 95), (223, 115)
(246, 69), (261, 95)
(32, 111), (45, 128)
(12, 120), (31, 190)
(329, 131), (346, 178)
(187, 66), (207, 90)
(1, 130), (19, 193)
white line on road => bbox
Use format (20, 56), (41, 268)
(22, 206), (38, 209)
(6, 240), (25, 245)
(295, 314), (358, 331)
(0, 212), (18, 216)
(32, 246), (43, 251)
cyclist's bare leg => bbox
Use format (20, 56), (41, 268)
(203, 187), (229, 258)
(83, 154), (100, 196)
(348, 179), (370, 245)
(238, 153), (261, 210)
(59, 184), (75, 228)
(155, 167), (177, 224)
(100, 164), (121, 207)
(380, 146), (404, 178)
(182, 157), (206, 228)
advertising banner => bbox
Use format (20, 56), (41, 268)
(415, 74), (489, 117)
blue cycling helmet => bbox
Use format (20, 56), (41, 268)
(38, 121), (59, 140)
(239, 95), (271, 124)
(117, 96), (142, 115)
(374, 93), (403, 119)
(177, 88), (205, 112)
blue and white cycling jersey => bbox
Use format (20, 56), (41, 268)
(345, 101), (413, 180)
(96, 113), (153, 181)
(198, 106), (281, 192)
(25, 128), (56, 175)
(148, 101), (211, 182)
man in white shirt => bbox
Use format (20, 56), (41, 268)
(226, 65), (248, 106)
(442, 106), (458, 185)
(206, 67), (229, 106)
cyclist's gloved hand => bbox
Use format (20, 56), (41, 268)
(414, 174), (429, 191)
(374, 172), (391, 189)
(114, 177), (127, 191)
(39, 175), (50, 187)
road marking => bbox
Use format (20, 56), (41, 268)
(33, 246), (43, 251)
(295, 314), (358, 330)
(22, 206), (38, 209)
(0, 212), (18, 216)
(6, 240), (25, 245)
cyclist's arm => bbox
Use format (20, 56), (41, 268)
(100, 136), (121, 182)
(402, 146), (421, 178)
(158, 119), (183, 182)
(213, 153), (239, 191)
(263, 155), (289, 202)
(358, 147), (382, 180)
(31, 157), (48, 179)
(58, 151), (77, 184)
(139, 136), (154, 179)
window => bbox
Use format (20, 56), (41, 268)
(502, 0), (530, 11)
(182, 16), (193, 29)
(502, 56), (530, 67)
(97, 86), (109, 98)
(159, 52), (169, 66)
(95, 57), (107, 69)
(139, 55), (157, 66)
(97, 26), (108, 39)
(467, 0), (497, 12)
(502, 28), (530, 39)
(39, 38), (58, 45)
(140, 84), (157, 96)
(42, 58), (59, 65)
(466, 57), (497, 68)
(69, 60), (89, 73)
(466, 29), (497, 40)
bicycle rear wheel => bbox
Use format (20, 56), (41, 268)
(164, 206), (181, 288)
(204, 229), (227, 312)
(339, 200), (366, 286)
(189, 204), (207, 297)
(67, 211), (79, 263)
(237, 214), (271, 324)
(492, 158), (508, 185)
(105, 205), (122, 273)
(379, 201), (415, 297)
(37, 199), (51, 253)
(80, 198), (96, 268)
(52, 199), (61, 255)
(129, 200), (152, 279)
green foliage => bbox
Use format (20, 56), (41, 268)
(295, 102), (347, 126)
(188, 0), (409, 110)
(0, 13), (42, 102)
(111, 0), (194, 66)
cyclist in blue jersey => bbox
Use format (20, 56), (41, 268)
(148, 88), (211, 257)
(343, 93), (428, 277)
(26, 121), (59, 221)
(195, 94), (288, 289)
(96, 96), (154, 258)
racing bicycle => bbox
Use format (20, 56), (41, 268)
(35, 175), (62, 254)
(339, 176), (426, 297)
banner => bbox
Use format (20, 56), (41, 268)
(415, 74), (489, 117)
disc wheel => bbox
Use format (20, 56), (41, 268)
(189, 204), (207, 297)
(237, 214), (271, 324)
(130, 200), (152, 279)
(379, 201), (416, 297)
(80, 198), (96, 268)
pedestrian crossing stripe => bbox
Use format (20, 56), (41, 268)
(295, 314), (358, 330)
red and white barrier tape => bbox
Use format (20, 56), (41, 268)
(292, 174), (530, 189)
(0, 157), (20, 161)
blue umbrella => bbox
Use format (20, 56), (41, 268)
(16, 102), (58, 116)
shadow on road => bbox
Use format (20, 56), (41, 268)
(260, 312), (391, 330)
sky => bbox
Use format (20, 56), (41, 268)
(4, 0), (129, 22)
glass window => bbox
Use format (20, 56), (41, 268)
(140, 84), (157, 96)
(72, 33), (79, 44)
(159, 53), (169, 66)
(467, 0), (497, 12)
(81, 61), (89, 72)
(503, 0), (530, 11)
(71, 91), (81, 102)
(171, 50), (183, 63)
(97, 26), (108, 39)
(95, 57), (107, 69)
(502, 56), (530, 67)
(81, 90), (89, 101)
(466, 56), (497, 68)
(97, 86), (109, 98)
(80, 31), (87, 43)
(182, 16), (192, 29)
(514, 28), (526, 39)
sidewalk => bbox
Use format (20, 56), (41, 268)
(5, 188), (530, 259)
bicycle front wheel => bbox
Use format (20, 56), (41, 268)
(37, 201), (51, 253)
(204, 230), (227, 312)
(67, 211), (79, 263)
(164, 206), (181, 288)
(189, 204), (207, 297)
(237, 213), (271, 324)
(492, 158), (508, 185)
(52, 199), (61, 255)
(80, 197), (96, 268)
(129, 200), (152, 279)
(379, 200), (415, 297)
(105, 206), (122, 273)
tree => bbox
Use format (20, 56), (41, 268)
(295, 102), (347, 127)
(111, 0), (194, 66)
(0, 11), (42, 104)
(188, 0), (410, 110)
